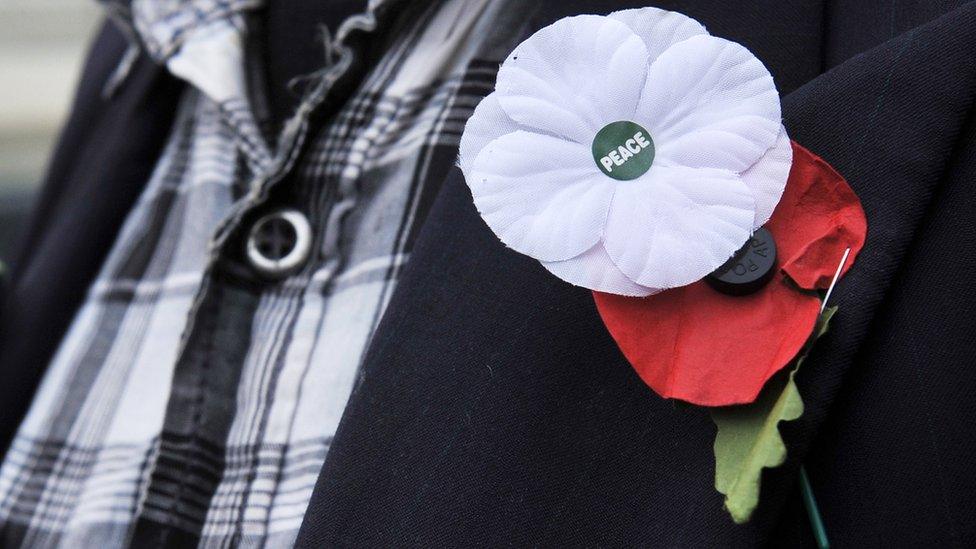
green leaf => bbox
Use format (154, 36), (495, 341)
(711, 307), (837, 523)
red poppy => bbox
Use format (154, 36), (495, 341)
(593, 142), (867, 406)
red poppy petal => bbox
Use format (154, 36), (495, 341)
(594, 279), (821, 406)
(767, 142), (867, 290)
(593, 143), (864, 405)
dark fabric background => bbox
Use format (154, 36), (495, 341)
(295, 1), (976, 547)
(2, 1), (974, 547)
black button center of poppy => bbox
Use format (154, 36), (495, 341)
(705, 227), (778, 296)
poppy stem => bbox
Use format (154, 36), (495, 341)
(799, 247), (849, 549)
(799, 466), (829, 549)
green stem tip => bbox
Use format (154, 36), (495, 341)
(799, 465), (830, 549)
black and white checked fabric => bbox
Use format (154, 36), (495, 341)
(0, 1), (531, 547)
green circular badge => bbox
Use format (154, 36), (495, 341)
(591, 121), (655, 180)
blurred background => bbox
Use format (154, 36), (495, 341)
(0, 1), (100, 267)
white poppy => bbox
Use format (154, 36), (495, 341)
(459, 8), (792, 296)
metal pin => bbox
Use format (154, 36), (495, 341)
(821, 247), (851, 313)
(801, 247), (852, 549)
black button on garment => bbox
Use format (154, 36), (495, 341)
(705, 227), (778, 296)
(245, 209), (313, 278)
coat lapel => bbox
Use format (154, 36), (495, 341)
(767, 0), (976, 525)
(0, 26), (183, 457)
(298, 1), (976, 546)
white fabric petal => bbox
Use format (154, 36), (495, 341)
(608, 7), (708, 62)
(458, 93), (519, 176)
(742, 125), (792, 226)
(637, 35), (781, 172)
(457, 9), (791, 295)
(494, 15), (648, 144)
(542, 244), (660, 297)
(603, 165), (756, 288)
(470, 131), (613, 262)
